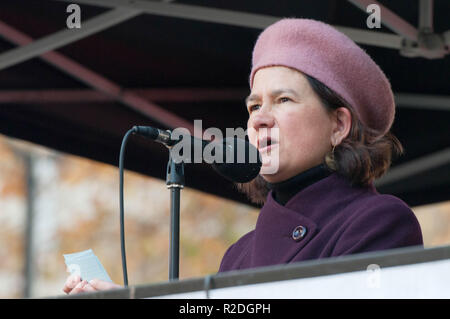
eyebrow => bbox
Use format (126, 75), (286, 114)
(245, 88), (299, 105)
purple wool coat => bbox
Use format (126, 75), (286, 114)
(218, 172), (423, 272)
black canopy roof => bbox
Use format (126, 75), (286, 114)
(0, 0), (449, 207)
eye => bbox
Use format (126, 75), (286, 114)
(248, 104), (261, 113)
(279, 97), (291, 103)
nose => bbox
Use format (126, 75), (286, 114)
(249, 108), (275, 131)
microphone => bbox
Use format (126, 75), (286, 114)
(133, 126), (174, 146)
(133, 125), (262, 183)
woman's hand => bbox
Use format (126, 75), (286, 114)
(63, 274), (122, 295)
(88, 279), (122, 291)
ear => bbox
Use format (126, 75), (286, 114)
(331, 107), (352, 145)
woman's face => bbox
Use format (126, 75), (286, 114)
(246, 66), (335, 183)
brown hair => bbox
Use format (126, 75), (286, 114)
(236, 74), (404, 206)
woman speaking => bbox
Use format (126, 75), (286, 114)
(219, 18), (423, 272)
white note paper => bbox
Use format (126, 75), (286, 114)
(63, 249), (112, 282)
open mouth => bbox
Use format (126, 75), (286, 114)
(258, 136), (278, 154)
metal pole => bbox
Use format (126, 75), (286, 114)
(0, 8), (140, 71)
(55, 0), (403, 49)
(166, 156), (184, 281)
(0, 20), (196, 133)
(347, 0), (418, 41)
(169, 187), (180, 280)
(23, 152), (35, 298)
(419, 0), (434, 33)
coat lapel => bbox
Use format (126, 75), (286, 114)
(250, 190), (319, 267)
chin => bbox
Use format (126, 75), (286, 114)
(259, 155), (289, 183)
(260, 162), (309, 183)
(260, 172), (285, 184)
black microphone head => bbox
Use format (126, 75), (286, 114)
(133, 126), (160, 140)
(211, 137), (262, 183)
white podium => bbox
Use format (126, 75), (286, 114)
(57, 244), (450, 299)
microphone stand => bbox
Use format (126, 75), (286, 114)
(166, 153), (184, 281)
(121, 128), (261, 285)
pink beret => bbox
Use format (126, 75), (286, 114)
(249, 18), (395, 135)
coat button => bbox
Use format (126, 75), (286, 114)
(292, 225), (307, 241)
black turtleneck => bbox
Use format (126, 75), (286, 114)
(267, 163), (333, 206)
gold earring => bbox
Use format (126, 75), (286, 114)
(325, 142), (337, 171)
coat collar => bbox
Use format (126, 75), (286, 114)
(282, 172), (377, 220)
(267, 163), (333, 205)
